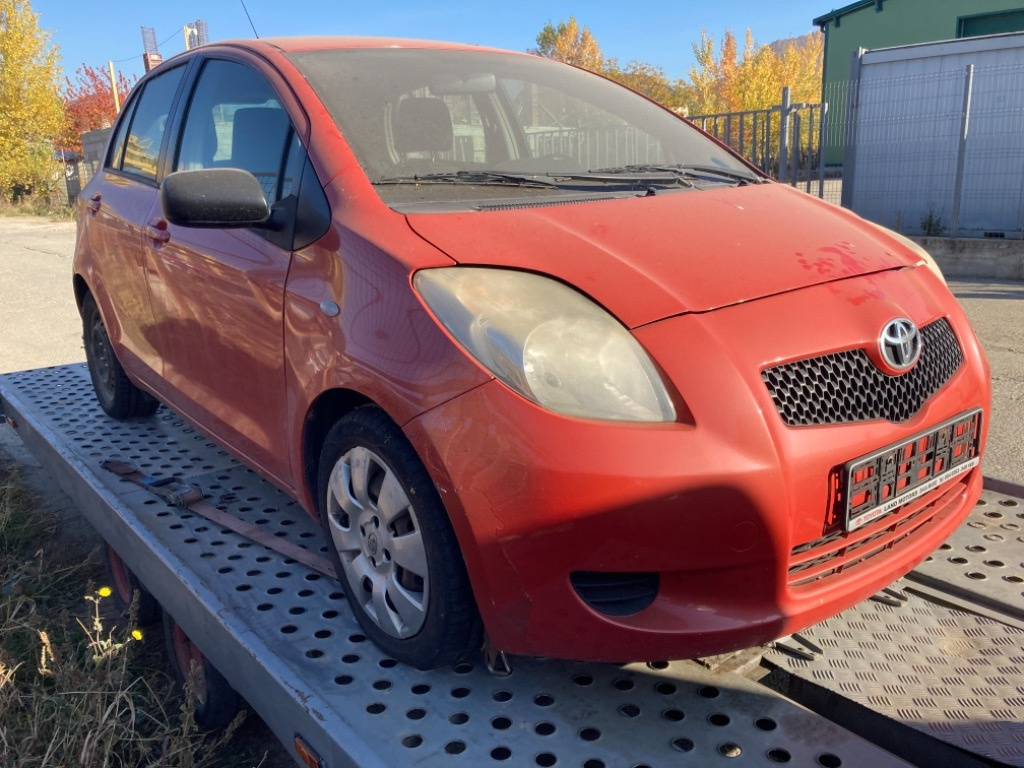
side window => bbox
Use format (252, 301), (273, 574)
(175, 59), (293, 204)
(120, 66), (186, 181)
(105, 98), (137, 170)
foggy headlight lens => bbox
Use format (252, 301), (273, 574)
(415, 268), (675, 422)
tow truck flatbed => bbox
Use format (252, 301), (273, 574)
(2, 364), (1021, 768)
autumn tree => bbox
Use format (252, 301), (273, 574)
(0, 0), (64, 199)
(684, 28), (823, 115)
(604, 59), (685, 112)
(527, 19), (823, 128)
(59, 64), (134, 155)
(531, 17), (604, 72)
(774, 32), (825, 106)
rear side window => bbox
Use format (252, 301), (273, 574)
(117, 66), (186, 181)
(106, 98), (136, 170)
(175, 59), (294, 204)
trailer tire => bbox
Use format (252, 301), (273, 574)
(82, 293), (159, 420)
(317, 407), (482, 670)
(103, 542), (160, 625)
(163, 612), (240, 729)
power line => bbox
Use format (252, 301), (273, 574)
(237, 0), (258, 39)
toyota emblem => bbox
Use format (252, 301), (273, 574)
(879, 318), (922, 371)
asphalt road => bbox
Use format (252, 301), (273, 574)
(1, 214), (1021, 485)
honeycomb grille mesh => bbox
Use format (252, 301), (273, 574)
(762, 318), (963, 426)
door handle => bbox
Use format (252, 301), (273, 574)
(145, 221), (170, 244)
(87, 193), (101, 213)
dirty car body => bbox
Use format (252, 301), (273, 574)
(72, 37), (991, 668)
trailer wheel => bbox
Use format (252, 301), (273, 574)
(317, 407), (482, 670)
(82, 293), (159, 419)
(163, 612), (240, 729)
(103, 542), (160, 625)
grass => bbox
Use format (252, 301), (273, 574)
(0, 464), (268, 768)
(0, 193), (75, 221)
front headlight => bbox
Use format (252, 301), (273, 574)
(869, 222), (947, 284)
(414, 267), (676, 423)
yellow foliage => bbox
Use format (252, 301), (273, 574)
(685, 28), (823, 115)
(0, 0), (65, 199)
(530, 19), (822, 122)
(604, 59), (686, 112)
(532, 16), (605, 73)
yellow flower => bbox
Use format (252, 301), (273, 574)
(98, 587), (113, 598)
(131, 629), (144, 641)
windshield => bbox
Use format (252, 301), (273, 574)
(286, 48), (759, 206)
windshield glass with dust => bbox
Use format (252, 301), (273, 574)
(287, 48), (758, 206)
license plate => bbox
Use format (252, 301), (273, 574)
(844, 410), (982, 532)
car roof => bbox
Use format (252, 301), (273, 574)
(207, 36), (522, 56)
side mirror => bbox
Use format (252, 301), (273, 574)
(160, 168), (270, 228)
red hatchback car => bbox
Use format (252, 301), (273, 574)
(74, 37), (990, 669)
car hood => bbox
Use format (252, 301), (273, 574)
(405, 183), (916, 328)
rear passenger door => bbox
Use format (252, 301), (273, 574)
(79, 64), (187, 381)
(143, 57), (304, 484)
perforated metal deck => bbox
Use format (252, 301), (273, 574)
(764, 486), (1024, 767)
(1, 364), (1019, 768)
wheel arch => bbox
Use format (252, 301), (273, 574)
(301, 387), (375, 517)
(73, 273), (92, 314)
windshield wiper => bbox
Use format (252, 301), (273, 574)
(591, 163), (764, 186)
(674, 164), (764, 185)
(374, 170), (559, 189)
(550, 166), (694, 187)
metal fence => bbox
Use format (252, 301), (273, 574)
(690, 89), (836, 202)
(523, 126), (665, 169)
(838, 59), (1024, 239)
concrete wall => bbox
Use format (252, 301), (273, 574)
(914, 236), (1024, 280)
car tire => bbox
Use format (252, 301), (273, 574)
(82, 293), (159, 420)
(163, 611), (240, 729)
(317, 407), (482, 670)
(103, 542), (160, 625)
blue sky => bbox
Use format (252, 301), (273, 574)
(34, 1), (830, 86)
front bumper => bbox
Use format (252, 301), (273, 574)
(405, 268), (991, 661)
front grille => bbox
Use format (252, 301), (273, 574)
(762, 318), (963, 426)
(788, 478), (966, 588)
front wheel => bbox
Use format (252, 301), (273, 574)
(317, 407), (482, 669)
(82, 293), (159, 420)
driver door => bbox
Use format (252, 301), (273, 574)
(143, 58), (302, 485)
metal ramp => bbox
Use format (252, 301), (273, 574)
(2, 363), (1021, 768)
(764, 486), (1024, 768)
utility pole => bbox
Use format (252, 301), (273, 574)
(108, 61), (120, 114)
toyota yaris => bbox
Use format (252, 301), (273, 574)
(73, 37), (990, 669)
